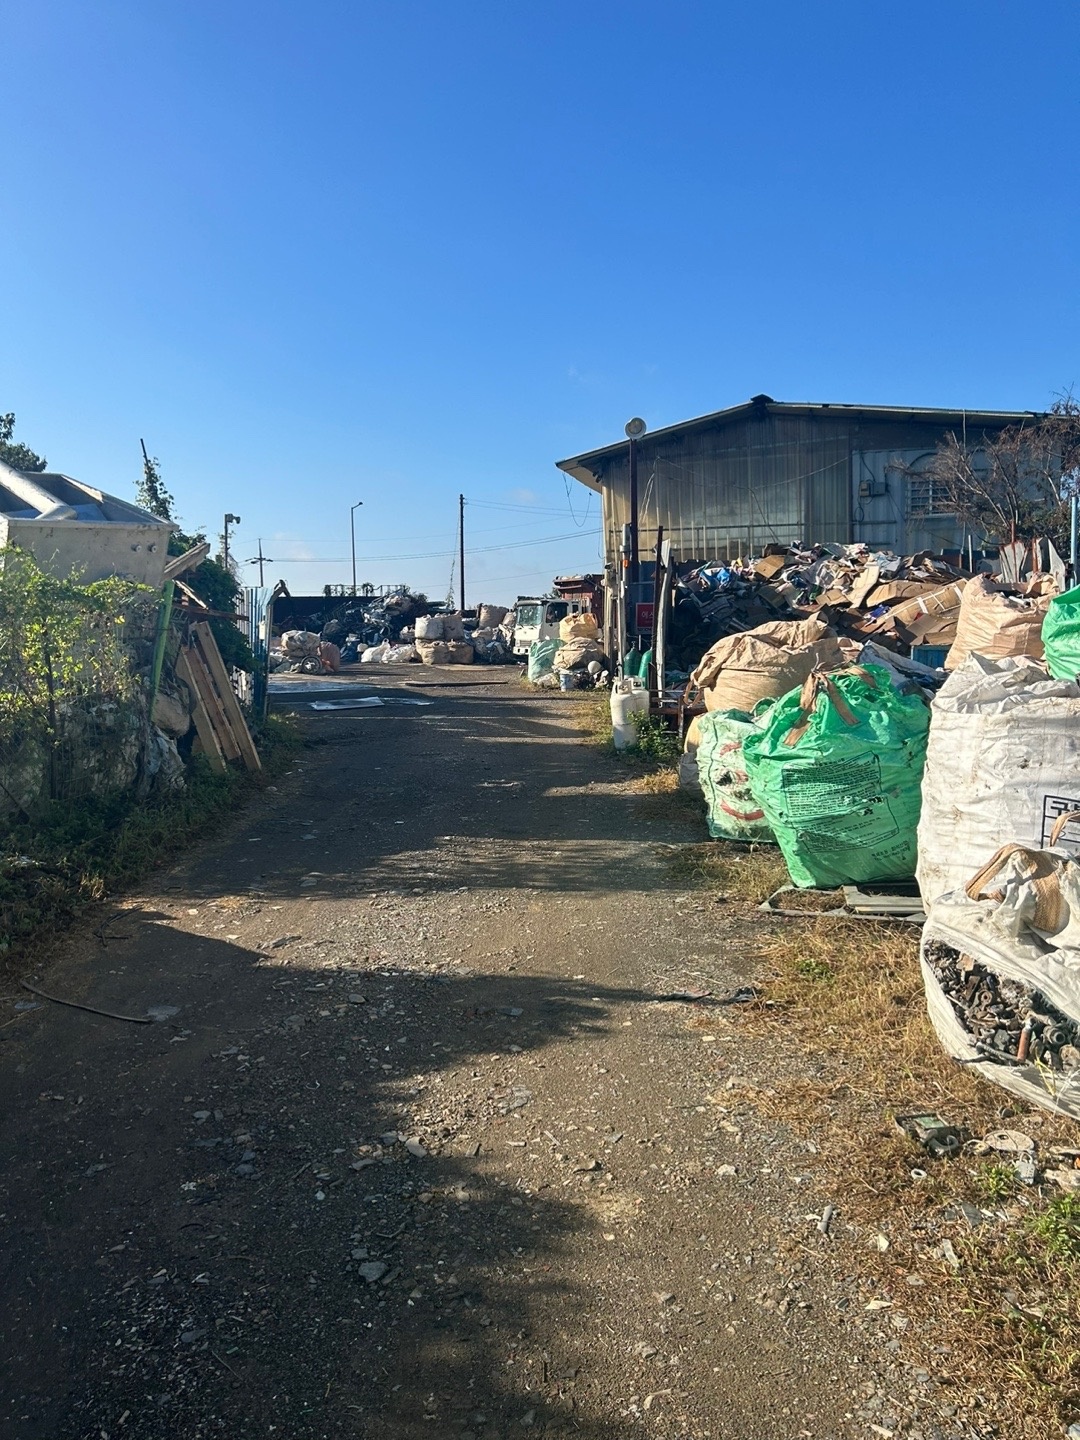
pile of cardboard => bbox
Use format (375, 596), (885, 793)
(776, 546), (970, 651)
(672, 545), (972, 668)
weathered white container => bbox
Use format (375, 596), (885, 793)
(0, 460), (173, 587)
(610, 676), (649, 750)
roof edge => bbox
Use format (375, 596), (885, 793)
(555, 397), (1046, 481)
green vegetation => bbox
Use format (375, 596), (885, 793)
(0, 412), (47, 472)
(974, 1162), (1019, 1205)
(138, 442), (254, 672)
(0, 547), (155, 816)
(0, 714), (300, 953)
(795, 955), (835, 983)
(1026, 1193), (1080, 1262)
(629, 709), (681, 764)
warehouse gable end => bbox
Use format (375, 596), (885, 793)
(556, 396), (1040, 565)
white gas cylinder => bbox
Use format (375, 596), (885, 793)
(610, 676), (650, 750)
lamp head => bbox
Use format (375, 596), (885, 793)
(624, 417), (647, 440)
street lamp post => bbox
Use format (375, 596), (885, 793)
(350, 501), (364, 595)
(223, 513), (241, 573)
(623, 418), (647, 657)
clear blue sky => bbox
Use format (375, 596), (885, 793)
(3, 1), (1077, 602)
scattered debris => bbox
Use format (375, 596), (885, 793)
(894, 1112), (964, 1159)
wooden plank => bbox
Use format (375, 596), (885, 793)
(175, 647), (227, 774)
(181, 640), (241, 762)
(174, 577), (209, 608)
(191, 621), (262, 772)
(164, 541), (211, 581)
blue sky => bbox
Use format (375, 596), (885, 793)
(3, 1), (1077, 602)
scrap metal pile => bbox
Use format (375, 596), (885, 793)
(923, 936), (1080, 1072)
(668, 543), (970, 671)
(271, 590), (516, 672)
(316, 591), (427, 658)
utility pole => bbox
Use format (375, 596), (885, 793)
(350, 500), (364, 594)
(254, 539), (267, 586)
(458, 492), (466, 612)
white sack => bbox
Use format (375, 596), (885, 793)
(916, 655), (1080, 905)
(282, 629), (321, 658)
(922, 889), (1080, 1119)
(415, 615), (444, 641)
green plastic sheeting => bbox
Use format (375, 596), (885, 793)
(695, 706), (776, 843)
(741, 664), (929, 888)
(528, 638), (560, 682)
(1042, 588), (1080, 680)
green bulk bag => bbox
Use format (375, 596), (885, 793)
(741, 664), (929, 888)
(1042, 588), (1080, 680)
(527, 638), (560, 682)
(695, 706), (777, 843)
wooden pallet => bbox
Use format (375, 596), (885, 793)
(176, 621), (261, 774)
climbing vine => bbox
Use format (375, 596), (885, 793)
(0, 547), (156, 815)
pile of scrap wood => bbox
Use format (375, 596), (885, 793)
(175, 621), (261, 775)
(161, 544), (261, 775)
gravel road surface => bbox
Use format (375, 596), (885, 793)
(0, 670), (913, 1439)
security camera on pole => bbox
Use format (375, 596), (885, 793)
(223, 513), (241, 574)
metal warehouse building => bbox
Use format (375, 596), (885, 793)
(556, 394), (1037, 568)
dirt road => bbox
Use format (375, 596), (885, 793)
(0, 671), (911, 1440)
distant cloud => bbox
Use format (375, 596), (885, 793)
(508, 487), (538, 506)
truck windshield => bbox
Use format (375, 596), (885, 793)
(516, 604), (542, 628)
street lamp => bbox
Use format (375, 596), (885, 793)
(223, 513), (241, 573)
(622, 418), (647, 669)
(350, 500), (364, 594)
(624, 417), (646, 581)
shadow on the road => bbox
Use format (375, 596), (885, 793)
(0, 918), (677, 1440)
(179, 693), (693, 901)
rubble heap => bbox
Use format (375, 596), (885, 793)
(669, 543), (970, 671)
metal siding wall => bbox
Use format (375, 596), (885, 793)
(589, 412), (1023, 569)
(597, 413), (851, 565)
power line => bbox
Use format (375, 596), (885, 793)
(241, 529), (595, 566)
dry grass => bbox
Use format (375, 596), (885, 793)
(736, 916), (1080, 1435)
(576, 690), (614, 745)
(628, 767), (681, 795)
(666, 839), (789, 902)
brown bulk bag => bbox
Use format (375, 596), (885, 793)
(691, 618), (844, 714)
(416, 640), (451, 666)
(559, 612), (599, 642)
(944, 574), (1054, 671)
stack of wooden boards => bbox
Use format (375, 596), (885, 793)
(175, 620), (261, 774)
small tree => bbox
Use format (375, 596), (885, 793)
(136, 440), (176, 521)
(138, 443), (253, 672)
(0, 413), (47, 472)
(922, 395), (1080, 551)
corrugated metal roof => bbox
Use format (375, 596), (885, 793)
(556, 394), (1044, 489)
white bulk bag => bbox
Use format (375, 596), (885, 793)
(916, 655), (1080, 906)
(921, 822), (1080, 1119)
(415, 615), (444, 641)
